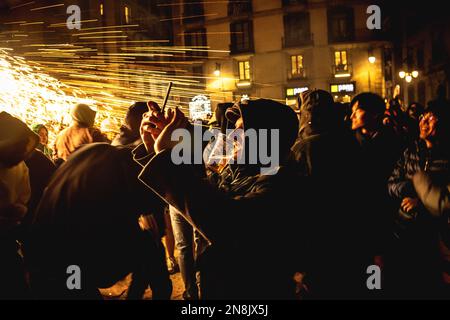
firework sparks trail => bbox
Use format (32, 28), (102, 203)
(0, 48), (100, 144)
(0, 1), (276, 144)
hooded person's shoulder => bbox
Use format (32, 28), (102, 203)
(251, 165), (301, 193)
(0, 112), (39, 167)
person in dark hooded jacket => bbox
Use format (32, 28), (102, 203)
(413, 171), (450, 297)
(111, 101), (173, 300)
(350, 93), (403, 259)
(112, 101), (149, 148)
(0, 112), (39, 299)
(54, 103), (109, 162)
(291, 90), (373, 298)
(23, 141), (170, 299)
(386, 105), (449, 298)
(136, 99), (301, 299)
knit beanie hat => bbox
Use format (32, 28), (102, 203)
(71, 103), (97, 127)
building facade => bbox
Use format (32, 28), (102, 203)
(172, 0), (393, 109)
(394, 6), (450, 107)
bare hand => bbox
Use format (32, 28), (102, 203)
(401, 197), (419, 213)
(154, 107), (189, 153)
(140, 101), (171, 151)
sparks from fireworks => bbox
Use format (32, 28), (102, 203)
(0, 1), (286, 147)
(0, 48), (100, 144)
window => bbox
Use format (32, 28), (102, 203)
(184, 28), (207, 57)
(193, 66), (205, 85)
(291, 55), (304, 77)
(432, 27), (446, 63)
(334, 50), (348, 71)
(100, 3), (104, 16)
(283, 12), (312, 47)
(417, 47), (424, 70)
(418, 81), (426, 105)
(228, 0), (252, 16)
(124, 6), (130, 24)
(230, 20), (254, 54)
(408, 85), (416, 103)
(238, 61), (250, 80)
(384, 48), (393, 81)
(328, 7), (355, 43)
(184, 0), (204, 22)
(282, 0), (307, 6)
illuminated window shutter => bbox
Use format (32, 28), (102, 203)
(239, 62), (244, 80)
(245, 61), (250, 79)
(335, 51), (340, 65)
(291, 56), (296, 74)
(125, 6), (130, 24)
(298, 55), (303, 69)
(342, 51), (347, 65)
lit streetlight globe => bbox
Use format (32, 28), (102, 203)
(405, 74), (412, 83)
(412, 70), (419, 78)
(368, 56), (376, 64)
(399, 71), (406, 79)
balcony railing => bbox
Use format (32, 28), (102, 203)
(288, 67), (307, 80)
(282, 34), (313, 48)
(332, 64), (352, 77)
(235, 79), (252, 89)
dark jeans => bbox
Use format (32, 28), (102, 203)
(0, 239), (28, 299)
(127, 232), (172, 300)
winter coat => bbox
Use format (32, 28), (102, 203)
(137, 99), (301, 299)
(0, 112), (38, 231)
(0, 162), (31, 231)
(387, 140), (449, 296)
(24, 143), (166, 296)
(24, 149), (56, 224)
(54, 123), (109, 161)
(292, 91), (375, 297)
(139, 150), (301, 299)
(0, 112), (39, 168)
(413, 171), (450, 285)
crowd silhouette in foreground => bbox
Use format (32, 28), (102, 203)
(0, 86), (449, 300)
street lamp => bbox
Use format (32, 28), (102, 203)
(213, 63), (221, 77)
(399, 70), (419, 81)
(398, 69), (419, 107)
(368, 48), (376, 64)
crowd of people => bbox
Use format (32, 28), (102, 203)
(0, 85), (449, 300)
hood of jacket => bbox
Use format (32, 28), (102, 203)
(298, 89), (336, 140)
(0, 112), (39, 168)
(225, 99), (298, 170)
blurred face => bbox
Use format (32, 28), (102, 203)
(419, 112), (438, 140)
(38, 127), (48, 145)
(350, 101), (369, 130)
